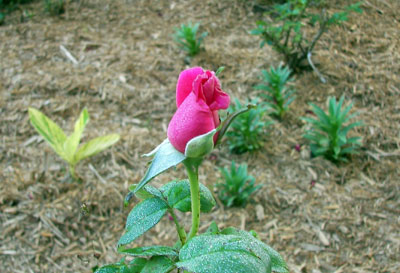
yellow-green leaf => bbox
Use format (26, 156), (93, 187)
(74, 134), (120, 164)
(28, 107), (68, 161)
(64, 108), (89, 163)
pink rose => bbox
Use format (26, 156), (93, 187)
(167, 67), (230, 153)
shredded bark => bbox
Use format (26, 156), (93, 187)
(1, 0), (399, 272)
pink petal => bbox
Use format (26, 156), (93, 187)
(192, 70), (230, 111)
(168, 92), (216, 153)
(208, 87), (230, 111)
(176, 67), (204, 108)
(199, 71), (216, 105)
(212, 110), (221, 143)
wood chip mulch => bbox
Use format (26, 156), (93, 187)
(1, 0), (399, 272)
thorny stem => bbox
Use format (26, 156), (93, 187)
(184, 159), (202, 242)
(168, 208), (187, 245)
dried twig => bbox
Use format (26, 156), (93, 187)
(308, 51), (327, 84)
(59, 45), (79, 65)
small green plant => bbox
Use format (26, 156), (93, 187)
(251, 0), (362, 73)
(0, 0), (11, 24)
(226, 98), (273, 154)
(217, 161), (261, 208)
(302, 96), (363, 162)
(28, 108), (120, 179)
(43, 0), (64, 16)
(255, 64), (295, 119)
(173, 22), (208, 57)
(0, 0), (34, 24)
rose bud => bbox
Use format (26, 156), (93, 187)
(167, 67), (230, 153)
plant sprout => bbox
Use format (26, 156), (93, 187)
(173, 22), (208, 57)
(302, 96), (363, 162)
(226, 98), (273, 154)
(255, 64), (295, 119)
(217, 161), (261, 208)
(29, 108), (120, 179)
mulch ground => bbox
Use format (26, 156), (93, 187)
(1, 0), (399, 272)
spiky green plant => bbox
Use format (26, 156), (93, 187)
(173, 22), (208, 57)
(302, 96), (363, 162)
(255, 64), (295, 119)
(226, 98), (273, 154)
(217, 161), (261, 208)
(0, 0), (35, 24)
(43, 0), (64, 16)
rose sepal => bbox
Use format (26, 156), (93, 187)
(134, 128), (217, 194)
(184, 129), (217, 158)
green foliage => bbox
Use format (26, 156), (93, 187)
(93, 258), (146, 273)
(135, 139), (186, 193)
(251, 0), (363, 71)
(216, 161), (261, 207)
(176, 233), (272, 272)
(255, 64), (295, 119)
(226, 98), (273, 154)
(113, 179), (287, 273)
(94, 256), (174, 273)
(122, 179), (216, 246)
(43, 0), (64, 16)
(93, 72), (287, 273)
(173, 22), (208, 57)
(115, 177), (286, 272)
(118, 197), (168, 246)
(28, 108), (120, 179)
(176, 227), (288, 273)
(215, 103), (257, 147)
(0, 0), (34, 24)
(302, 96), (363, 162)
(219, 228), (289, 273)
(118, 246), (178, 257)
(0, 0), (65, 24)
(96, 159), (287, 273)
(160, 179), (216, 213)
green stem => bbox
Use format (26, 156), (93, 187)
(69, 164), (77, 179)
(184, 159), (201, 242)
(168, 208), (186, 245)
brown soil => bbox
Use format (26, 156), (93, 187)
(1, 0), (399, 272)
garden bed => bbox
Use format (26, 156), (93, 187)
(1, 0), (399, 272)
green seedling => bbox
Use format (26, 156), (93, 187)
(43, 0), (64, 16)
(226, 98), (273, 154)
(0, 0), (35, 24)
(302, 96), (363, 162)
(217, 161), (261, 208)
(29, 108), (120, 179)
(173, 22), (208, 57)
(255, 64), (295, 119)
